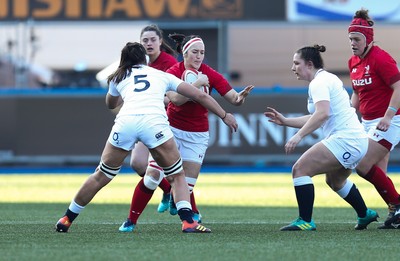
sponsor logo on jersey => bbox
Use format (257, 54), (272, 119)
(352, 78), (372, 86)
(364, 65), (370, 76)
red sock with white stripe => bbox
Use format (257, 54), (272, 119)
(186, 177), (199, 214)
(128, 178), (154, 225)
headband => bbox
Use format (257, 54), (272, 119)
(182, 37), (204, 55)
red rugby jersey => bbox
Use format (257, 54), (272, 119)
(349, 46), (400, 120)
(149, 51), (177, 72)
(166, 62), (232, 132)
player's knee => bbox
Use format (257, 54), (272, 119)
(292, 162), (303, 178)
(330, 180), (346, 191)
(355, 165), (369, 177)
(144, 165), (164, 189)
(98, 160), (121, 179)
(143, 174), (160, 190)
(325, 175), (345, 191)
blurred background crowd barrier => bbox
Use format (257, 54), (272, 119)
(1, 0), (400, 167)
(1, 89), (400, 167)
(0, 89), (320, 167)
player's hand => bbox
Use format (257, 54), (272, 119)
(285, 134), (302, 154)
(196, 72), (209, 87)
(222, 113), (238, 133)
(376, 116), (391, 132)
(264, 107), (286, 126)
(236, 85), (254, 104)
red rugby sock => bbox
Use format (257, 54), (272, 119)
(158, 178), (171, 194)
(364, 165), (400, 204)
(128, 178), (154, 224)
(190, 192), (199, 214)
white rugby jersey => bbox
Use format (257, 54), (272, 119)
(307, 69), (365, 138)
(108, 65), (183, 117)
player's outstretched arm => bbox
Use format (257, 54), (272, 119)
(223, 85), (255, 106)
(177, 82), (238, 132)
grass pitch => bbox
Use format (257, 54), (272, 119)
(1, 173), (399, 261)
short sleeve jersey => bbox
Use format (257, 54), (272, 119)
(108, 65), (183, 118)
(149, 51), (177, 72)
(166, 62), (232, 132)
(348, 46), (400, 120)
(307, 70), (364, 138)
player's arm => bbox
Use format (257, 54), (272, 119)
(377, 80), (400, 131)
(176, 81), (238, 132)
(166, 91), (190, 106)
(167, 72), (209, 106)
(387, 80), (400, 115)
(105, 81), (123, 113)
(163, 95), (170, 107)
(296, 100), (329, 138)
(284, 100), (329, 154)
(105, 93), (123, 114)
(265, 107), (311, 128)
(223, 85), (255, 106)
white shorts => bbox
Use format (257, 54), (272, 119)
(108, 114), (174, 151)
(170, 126), (209, 164)
(362, 115), (400, 151)
(322, 134), (368, 169)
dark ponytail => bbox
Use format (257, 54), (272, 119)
(107, 42), (147, 84)
(168, 33), (202, 54)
